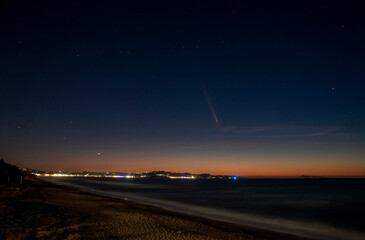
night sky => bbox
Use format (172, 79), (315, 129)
(1, 1), (365, 176)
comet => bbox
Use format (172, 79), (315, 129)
(202, 84), (219, 124)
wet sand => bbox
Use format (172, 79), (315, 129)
(1, 179), (316, 240)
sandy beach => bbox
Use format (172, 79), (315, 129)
(1, 179), (316, 240)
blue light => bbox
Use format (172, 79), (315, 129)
(233, 176), (237, 180)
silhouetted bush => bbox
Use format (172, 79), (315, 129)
(0, 159), (22, 184)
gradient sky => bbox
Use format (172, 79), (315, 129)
(1, 1), (365, 176)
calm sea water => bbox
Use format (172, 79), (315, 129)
(43, 177), (365, 240)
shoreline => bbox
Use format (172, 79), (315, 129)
(42, 177), (365, 240)
(2, 177), (320, 240)
(37, 177), (317, 240)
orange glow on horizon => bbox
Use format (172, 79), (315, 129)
(16, 160), (365, 178)
(8, 151), (365, 178)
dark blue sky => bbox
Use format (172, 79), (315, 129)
(1, 1), (364, 176)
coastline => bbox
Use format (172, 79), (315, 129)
(2, 178), (315, 240)
(41, 177), (365, 240)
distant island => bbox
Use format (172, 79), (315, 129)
(300, 175), (323, 178)
(24, 169), (239, 180)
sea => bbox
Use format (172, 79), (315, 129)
(42, 177), (365, 240)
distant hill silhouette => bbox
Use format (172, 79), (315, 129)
(0, 159), (22, 184)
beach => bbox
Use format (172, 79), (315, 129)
(1, 178), (315, 240)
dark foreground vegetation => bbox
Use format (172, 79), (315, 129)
(0, 180), (66, 240)
(0, 159), (24, 185)
(0, 159), (59, 239)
